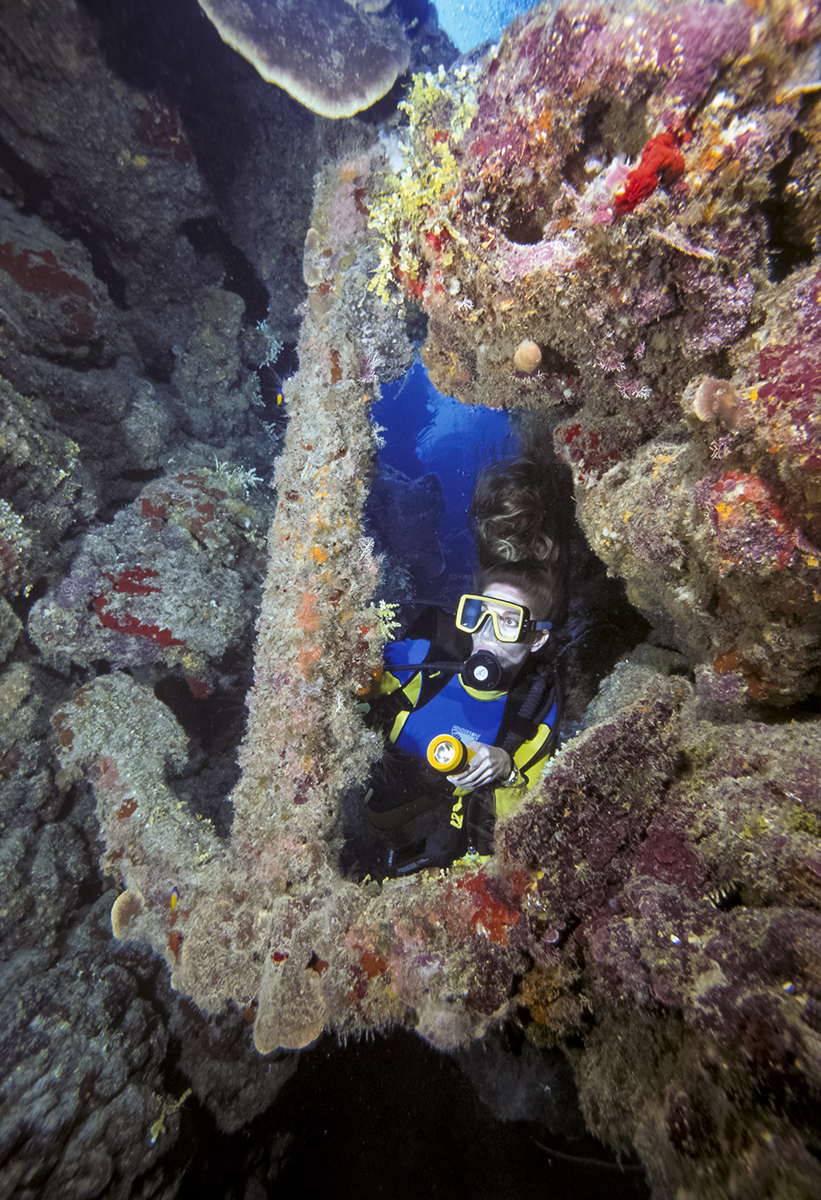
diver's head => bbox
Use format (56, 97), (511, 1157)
(460, 563), (557, 684)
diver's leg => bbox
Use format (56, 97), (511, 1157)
(466, 787), (496, 855)
(387, 793), (469, 876)
(390, 788), (495, 875)
(355, 750), (448, 880)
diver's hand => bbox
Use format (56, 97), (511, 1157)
(447, 742), (511, 790)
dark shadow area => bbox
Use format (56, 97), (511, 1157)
(762, 130), (818, 283)
(0, 138), (130, 311)
(181, 217), (270, 325)
(169, 1026), (650, 1200)
(557, 542), (653, 723)
(154, 643), (253, 837)
(264, 1029), (650, 1200)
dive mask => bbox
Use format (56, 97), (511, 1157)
(455, 593), (552, 644)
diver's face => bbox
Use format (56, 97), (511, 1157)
(469, 584), (549, 681)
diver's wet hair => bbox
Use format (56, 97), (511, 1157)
(471, 458), (568, 625)
(471, 458), (563, 569)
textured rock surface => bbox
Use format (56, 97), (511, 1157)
(0, 375), (97, 595)
(367, 0), (821, 703)
(2, 0), (821, 1196)
(29, 466), (271, 692)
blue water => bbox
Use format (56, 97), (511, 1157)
(432, 0), (537, 52)
(373, 357), (513, 585)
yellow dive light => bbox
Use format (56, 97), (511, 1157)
(427, 734), (473, 774)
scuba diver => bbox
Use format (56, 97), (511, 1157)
(348, 458), (568, 880)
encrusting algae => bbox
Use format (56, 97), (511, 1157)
(51, 3), (821, 1196)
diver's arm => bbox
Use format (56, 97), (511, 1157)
(363, 636), (432, 704)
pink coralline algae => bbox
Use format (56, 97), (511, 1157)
(0, 242), (96, 341)
(570, 260), (821, 702)
(695, 470), (799, 576)
(680, 268), (757, 355)
(637, 819), (705, 894)
(29, 468), (269, 691)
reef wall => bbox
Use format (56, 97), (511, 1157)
(5, 0), (821, 1196)
(368, 0), (821, 705)
(0, 0), (324, 1188)
(58, 5), (821, 1193)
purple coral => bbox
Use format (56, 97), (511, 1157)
(682, 270), (756, 355)
(694, 469), (798, 575)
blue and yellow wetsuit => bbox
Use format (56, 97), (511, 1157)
(368, 632), (559, 819)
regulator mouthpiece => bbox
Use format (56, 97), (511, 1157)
(462, 650), (503, 691)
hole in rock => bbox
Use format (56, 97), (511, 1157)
(762, 131), (817, 283)
(365, 355), (514, 598)
(563, 94), (648, 196)
(341, 357), (522, 879)
(181, 218), (270, 323)
(344, 359), (648, 881)
(563, 96), (613, 193)
(500, 197), (548, 245)
(484, 179), (552, 245)
(153, 653), (252, 838)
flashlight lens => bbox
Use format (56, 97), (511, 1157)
(427, 734), (468, 772)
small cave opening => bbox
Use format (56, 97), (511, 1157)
(143, 344), (178, 384)
(363, 354), (515, 600)
(340, 354), (519, 880)
(562, 96), (613, 193)
(562, 94), (648, 194)
(180, 217), (270, 324)
(153, 666), (249, 756)
(539, 343), (581, 378)
(483, 180), (551, 245)
(762, 130), (818, 283)
(499, 196), (548, 245)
